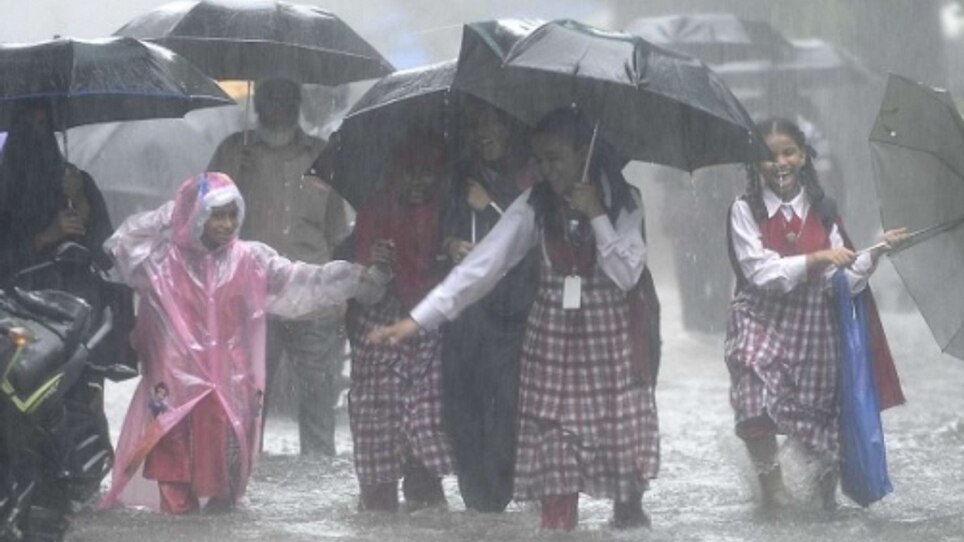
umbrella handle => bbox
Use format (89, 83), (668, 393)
(578, 121), (601, 185)
(858, 215), (964, 257)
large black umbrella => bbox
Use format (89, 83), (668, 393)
(452, 19), (765, 172)
(114, 0), (394, 84)
(0, 37), (233, 131)
(324, 60), (458, 209)
(869, 74), (964, 360)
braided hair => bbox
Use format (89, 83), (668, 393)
(743, 117), (826, 222)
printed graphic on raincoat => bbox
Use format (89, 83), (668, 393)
(101, 172), (386, 510)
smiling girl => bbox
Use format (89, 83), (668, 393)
(725, 118), (907, 512)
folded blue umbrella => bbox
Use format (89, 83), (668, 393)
(833, 270), (893, 506)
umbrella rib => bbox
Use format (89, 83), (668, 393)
(154, 37), (390, 64)
(873, 140), (964, 183)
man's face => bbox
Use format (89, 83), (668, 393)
(256, 83), (300, 129)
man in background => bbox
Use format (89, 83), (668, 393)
(208, 78), (349, 456)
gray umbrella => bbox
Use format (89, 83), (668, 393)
(624, 13), (793, 64)
(869, 74), (964, 360)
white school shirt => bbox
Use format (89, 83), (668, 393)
(729, 186), (874, 295)
(411, 184), (646, 330)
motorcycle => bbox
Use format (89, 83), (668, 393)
(0, 243), (137, 542)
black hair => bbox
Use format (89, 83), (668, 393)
(464, 98), (531, 171)
(0, 98), (67, 234)
(743, 117), (827, 222)
(527, 107), (637, 231)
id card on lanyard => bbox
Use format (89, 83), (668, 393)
(541, 229), (583, 310)
(562, 275), (582, 309)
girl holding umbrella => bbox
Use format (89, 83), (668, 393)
(371, 107), (660, 531)
(724, 117), (907, 511)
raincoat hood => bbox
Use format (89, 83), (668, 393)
(171, 172), (246, 252)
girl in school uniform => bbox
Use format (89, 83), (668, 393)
(725, 117), (907, 511)
(371, 108), (660, 531)
(346, 131), (455, 512)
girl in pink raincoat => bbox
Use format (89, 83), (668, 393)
(101, 172), (389, 514)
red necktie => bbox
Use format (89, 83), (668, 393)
(783, 206), (802, 245)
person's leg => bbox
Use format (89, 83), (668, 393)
(287, 317), (344, 456)
(442, 318), (489, 510)
(813, 460), (838, 512)
(359, 481), (399, 512)
(744, 434), (790, 508)
(401, 456), (445, 510)
(612, 490), (650, 529)
(158, 482), (199, 515)
(474, 321), (523, 512)
(540, 493), (578, 531)
(261, 319), (287, 438)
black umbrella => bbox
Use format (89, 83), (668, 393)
(869, 74), (964, 360)
(0, 37), (233, 131)
(452, 19), (765, 172)
(324, 60), (458, 209)
(624, 13), (793, 65)
(114, 0), (394, 85)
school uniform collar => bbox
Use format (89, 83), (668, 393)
(763, 185), (809, 220)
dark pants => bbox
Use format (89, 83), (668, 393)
(441, 304), (525, 512)
(265, 317), (344, 455)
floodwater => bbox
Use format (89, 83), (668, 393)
(65, 261), (964, 542)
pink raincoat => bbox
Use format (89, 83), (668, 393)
(101, 173), (385, 510)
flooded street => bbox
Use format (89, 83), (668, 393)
(68, 263), (964, 542)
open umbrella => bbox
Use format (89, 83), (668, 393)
(324, 60), (458, 209)
(0, 37), (233, 131)
(114, 0), (394, 85)
(626, 16), (876, 92)
(453, 19), (765, 171)
(869, 74), (964, 360)
(624, 13), (793, 65)
(713, 38), (879, 90)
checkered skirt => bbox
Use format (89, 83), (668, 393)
(724, 281), (840, 462)
(513, 261), (660, 502)
(347, 297), (454, 485)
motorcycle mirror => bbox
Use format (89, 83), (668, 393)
(53, 242), (92, 267)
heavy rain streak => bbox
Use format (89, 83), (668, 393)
(0, 1), (962, 541)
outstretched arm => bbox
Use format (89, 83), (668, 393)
(260, 244), (391, 319)
(370, 191), (538, 345)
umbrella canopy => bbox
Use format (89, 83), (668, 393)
(0, 37), (233, 131)
(869, 74), (964, 360)
(114, 0), (394, 84)
(453, 19), (765, 172)
(713, 38), (879, 90)
(325, 60), (458, 209)
(624, 13), (793, 64)
(626, 15), (876, 91)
